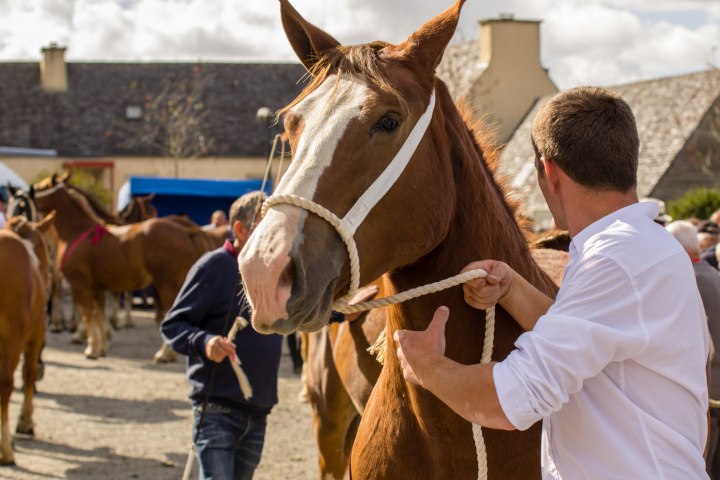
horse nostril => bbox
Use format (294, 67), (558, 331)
(279, 259), (295, 290)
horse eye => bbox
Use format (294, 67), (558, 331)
(380, 117), (399, 132)
(372, 116), (401, 137)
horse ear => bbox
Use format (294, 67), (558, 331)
(400, 0), (466, 73)
(38, 210), (57, 232)
(279, 0), (341, 72)
(7, 182), (17, 196)
(147, 192), (156, 200)
(59, 170), (71, 184)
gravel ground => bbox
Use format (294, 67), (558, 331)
(5, 308), (320, 480)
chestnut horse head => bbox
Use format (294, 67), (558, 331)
(240, 0), (471, 334)
(7, 184), (38, 222)
(120, 193), (158, 224)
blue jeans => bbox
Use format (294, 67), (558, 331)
(192, 402), (268, 480)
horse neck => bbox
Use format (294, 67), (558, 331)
(76, 189), (122, 225)
(385, 103), (552, 355)
(45, 189), (100, 242)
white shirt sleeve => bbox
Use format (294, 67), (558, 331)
(493, 254), (649, 431)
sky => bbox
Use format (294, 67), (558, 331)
(0, 0), (719, 90)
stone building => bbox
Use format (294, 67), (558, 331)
(0, 43), (307, 208)
(437, 14), (558, 144)
(498, 69), (720, 227)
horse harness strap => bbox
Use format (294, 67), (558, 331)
(262, 89), (493, 480)
(262, 90), (436, 310)
(60, 224), (111, 270)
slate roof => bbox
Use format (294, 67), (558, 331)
(498, 69), (720, 215)
(436, 41), (487, 100)
(0, 62), (308, 158)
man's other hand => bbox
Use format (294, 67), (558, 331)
(205, 335), (237, 363)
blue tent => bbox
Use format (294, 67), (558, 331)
(118, 176), (270, 226)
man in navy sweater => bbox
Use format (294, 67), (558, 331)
(161, 191), (282, 480)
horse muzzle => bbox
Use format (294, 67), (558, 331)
(239, 205), (346, 334)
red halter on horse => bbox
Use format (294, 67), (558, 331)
(240, 1), (566, 478)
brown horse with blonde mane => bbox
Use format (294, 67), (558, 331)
(0, 213), (56, 465)
(32, 173), (212, 359)
(239, 1), (569, 477)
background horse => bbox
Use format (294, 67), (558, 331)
(6, 185), (65, 333)
(305, 280), (385, 480)
(119, 193), (158, 224)
(239, 1), (567, 477)
(0, 214), (55, 465)
(32, 174), (211, 359)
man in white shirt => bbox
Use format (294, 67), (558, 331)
(395, 86), (710, 479)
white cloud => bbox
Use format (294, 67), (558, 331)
(0, 0), (718, 90)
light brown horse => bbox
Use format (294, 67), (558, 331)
(32, 174), (212, 359)
(239, 1), (564, 477)
(119, 193), (158, 224)
(305, 280), (386, 480)
(0, 214), (55, 465)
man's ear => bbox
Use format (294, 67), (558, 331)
(542, 157), (561, 193)
(233, 221), (249, 242)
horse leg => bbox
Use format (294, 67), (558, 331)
(0, 339), (21, 465)
(107, 291), (120, 330)
(95, 291), (110, 356)
(71, 311), (86, 344)
(18, 335), (44, 435)
(152, 285), (176, 363)
(307, 330), (358, 480)
(124, 291), (134, 328)
(72, 289), (104, 359)
(48, 276), (64, 333)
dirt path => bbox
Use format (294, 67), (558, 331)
(6, 309), (319, 480)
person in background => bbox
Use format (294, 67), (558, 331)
(699, 219), (720, 270)
(161, 191), (281, 480)
(639, 197), (672, 226)
(667, 219), (720, 479)
(203, 209), (228, 230)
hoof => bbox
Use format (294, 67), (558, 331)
(152, 352), (176, 364)
(71, 334), (84, 345)
(16, 424), (34, 436)
(37, 362), (44, 382)
(84, 348), (100, 360)
(49, 324), (63, 333)
(0, 456), (15, 466)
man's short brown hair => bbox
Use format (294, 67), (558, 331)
(229, 191), (267, 231)
(531, 86), (639, 192)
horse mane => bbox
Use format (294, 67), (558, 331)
(68, 184), (117, 222)
(66, 187), (106, 225)
(279, 42), (408, 118)
(456, 101), (532, 235)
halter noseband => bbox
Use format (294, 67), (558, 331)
(262, 90), (436, 312)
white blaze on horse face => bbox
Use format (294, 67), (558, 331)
(276, 74), (369, 197)
(239, 75), (370, 330)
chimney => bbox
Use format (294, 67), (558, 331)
(479, 15), (543, 69)
(40, 42), (68, 92)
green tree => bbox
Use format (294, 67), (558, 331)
(117, 65), (216, 177)
(30, 168), (111, 207)
(667, 187), (720, 221)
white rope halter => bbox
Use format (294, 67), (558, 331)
(262, 89), (493, 480)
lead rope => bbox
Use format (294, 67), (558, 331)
(262, 191), (494, 480)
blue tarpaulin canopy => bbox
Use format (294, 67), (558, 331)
(118, 176), (269, 226)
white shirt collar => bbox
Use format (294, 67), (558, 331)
(569, 201), (658, 259)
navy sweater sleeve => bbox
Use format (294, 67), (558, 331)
(160, 256), (225, 358)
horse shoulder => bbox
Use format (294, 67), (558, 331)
(531, 247), (569, 290)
